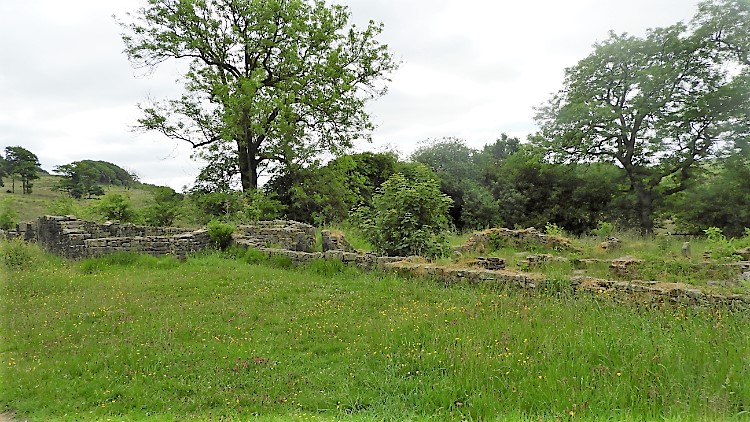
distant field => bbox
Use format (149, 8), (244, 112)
(1, 246), (748, 421)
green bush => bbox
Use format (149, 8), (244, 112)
(591, 221), (615, 238)
(207, 220), (235, 250)
(352, 168), (453, 258)
(0, 197), (18, 231)
(1, 239), (35, 270)
(94, 193), (137, 222)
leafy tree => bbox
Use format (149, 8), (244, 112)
(265, 151), (399, 225)
(54, 161), (104, 198)
(352, 167), (453, 258)
(535, 0), (750, 232)
(94, 193), (138, 223)
(4, 146), (40, 194)
(119, 0), (398, 190)
(143, 186), (183, 226)
(411, 138), (500, 230)
(670, 147), (750, 237)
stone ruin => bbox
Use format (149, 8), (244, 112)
(4, 216), (750, 309)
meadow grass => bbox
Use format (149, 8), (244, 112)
(1, 243), (749, 421)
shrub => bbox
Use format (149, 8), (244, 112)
(94, 193), (137, 222)
(1, 239), (35, 270)
(0, 197), (18, 231)
(591, 221), (615, 238)
(207, 220), (235, 250)
(47, 196), (77, 216)
(352, 168), (453, 258)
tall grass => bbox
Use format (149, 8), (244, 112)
(1, 245), (749, 421)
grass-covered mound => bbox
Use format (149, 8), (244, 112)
(1, 242), (749, 421)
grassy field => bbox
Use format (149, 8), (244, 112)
(2, 242), (749, 421)
(1, 174), (157, 225)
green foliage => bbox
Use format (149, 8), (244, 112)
(0, 238), (36, 270)
(669, 150), (750, 236)
(353, 168), (453, 258)
(119, 0), (398, 190)
(0, 197), (18, 230)
(93, 193), (137, 223)
(239, 189), (284, 222)
(53, 160), (133, 199)
(591, 221), (615, 238)
(703, 227), (742, 260)
(544, 222), (565, 236)
(266, 152), (399, 226)
(143, 186), (182, 226)
(206, 220), (235, 250)
(535, 3), (750, 232)
(4, 146), (40, 194)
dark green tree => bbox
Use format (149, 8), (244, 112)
(535, 0), (750, 232)
(4, 146), (40, 194)
(119, 0), (398, 191)
(54, 162), (104, 199)
(411, 138), (500, 230)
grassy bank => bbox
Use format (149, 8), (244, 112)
(1, 243), (749, 421)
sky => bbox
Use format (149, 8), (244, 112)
(0, 0), (703, 190)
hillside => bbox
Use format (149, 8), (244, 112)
(1, 174), (159, 224)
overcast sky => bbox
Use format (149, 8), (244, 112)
(0, 0), (702, 190)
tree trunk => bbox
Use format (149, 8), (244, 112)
(236, 139), (259, 191)
(633, 181), (655, 234)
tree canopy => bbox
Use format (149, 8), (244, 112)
(4, 146), (41, 194)
(119, 0), (398, 191)
(534, 0), (750, 232)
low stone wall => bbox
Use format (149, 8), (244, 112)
(235, 220), (316, 252)
(32, 216), (317, 259)
(35, 215), (210, 259)
(455, 227), (578, 253)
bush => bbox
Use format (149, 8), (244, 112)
(1, 239), (35, 271)
(591, 221), (615, 238)
(207, 220), (235, 250)
(94, 193), (137, 222)
(0, 197), (18, 231)
(352, 168), (453, 258)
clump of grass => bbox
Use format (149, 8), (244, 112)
(78, 251), (180, 273)
(0, 239), (39, 271)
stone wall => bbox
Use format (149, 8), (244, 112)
(235, 220), (316, 252)
(35, 216), (210, 259)
(31, 216), (320, 260)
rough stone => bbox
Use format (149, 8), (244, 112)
(321, 230), (356, 252)
(599, 237), (622, 250)
(609, 256), (642, 277)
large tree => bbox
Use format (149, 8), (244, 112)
(534, 0), (750, 232)
(119, 0), (398, 190)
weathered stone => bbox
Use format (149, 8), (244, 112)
(599, 237), (622, 250)
(471, 257), (505, 270)
(609, 256), (642, 277)
(735, 247), (750, 261)
(681, 242), (691, 258)
(321, 230), (356, 252)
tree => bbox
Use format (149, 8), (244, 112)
(54, 161), (104, 199)
(411, 138), (500, 230)
(534, 0), (750, 232)
(4, 146), (41, 194)
(119, 0), (398, 191)
(0, 153), (7, 187)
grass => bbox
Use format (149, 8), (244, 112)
(1, 174), (158, 225)
(2, 242), (749, 421)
